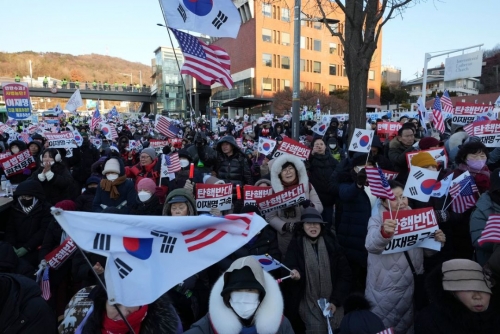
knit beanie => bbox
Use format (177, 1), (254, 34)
(141, 147), (156, 160)
(410, 152), (437, 168)
(102, 158), (121, 175)
(137, 178), (156, 194)
(55, 200), (77, 211)
(418, 137), (441, 150)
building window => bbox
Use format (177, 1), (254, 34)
(300, 59), (305, 72)
(369, 70), (375, 80)
(262, 53), (272, 67)
(343, 66), (347, 77)
(313, 39), (321, 52)
(329, 43), (337, 54)
(262, 28), (271, 42)
(282, 32), (290, 46)
(300, 81), (305, 90)
(314, 83), (321, 91)
(262, 3), (271, 17)
(313, 21), (322, 30)
(329, 85), (336, 94)
(281, 8), (290, 22)
(281, 56), (290, 69)
(300, 36), (305, 49)
(313, 61), (321, 73)
(329, 64), (337, 76)
(263, 78), (272, 91)
(300, 12), (306, 26)
(368, 89), (375, 99)
(284, 80), (290, 89)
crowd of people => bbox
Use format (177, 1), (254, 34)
(0, 112), (499, 334)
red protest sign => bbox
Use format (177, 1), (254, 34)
(272, 137), (311, 161)
(256, 184), (306, 215)
(463, 121), (500, 147)
(45, 237), (78, 269)
(376, 122), (401, 136)
(0, 149), (36, 176)
(195, 183), (233, 212)
(243, 185), (273, 206)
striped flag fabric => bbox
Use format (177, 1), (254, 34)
(165, 152), (181, 173)
(156, 116), (180, 138)
(365, 166), (396, 200)
(90, 106), (102, 131)
(478, 214), (500, 246)
(40, 266), (51, 301)
(441, 90), (454, 113)
(170, 28), (233, 89)
(376, 328), (394, 334)
(450, 176), (477, 213)
(432, 96), (445, 133)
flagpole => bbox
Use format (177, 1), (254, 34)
(157, 0), (194, 119)
(443, 178), (472, 212)
(77, 247), (136, 334)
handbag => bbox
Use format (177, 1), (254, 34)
(403, 251), (428, 311)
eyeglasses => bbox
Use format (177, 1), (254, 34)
(282, 166), (295, 174)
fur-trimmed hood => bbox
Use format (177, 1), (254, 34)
(270, 154), (309, 194)
(207, 261), (285, 334)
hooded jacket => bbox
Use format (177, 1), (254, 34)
(216, 136), (253, 187)
(187, 132), (217, 174)
(27, 141), (43, 164)
(0, 273), (57, 334)
(163, 188), (198, 216)
(131, 193), (163, 216)
(388, 137), (416, 182)
(307, 149), (338, 207)
(185, 257), (294, 334)
(267, 154), (323, 255)
(0, 242), (35, 278)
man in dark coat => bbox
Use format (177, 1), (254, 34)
(0, 273), (57, 333)
(215, 136), (253, 187)
(69, 132), (100, 190)
(186, 132), (217, 174)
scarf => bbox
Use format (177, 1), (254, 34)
(281, 177), (299, 188)
(299, 236), (333, 334)
(458, 163), (490, 178)
(100, 175), (127, 200)
(101, 305), (148, 334)
(18, 198), (38, 214)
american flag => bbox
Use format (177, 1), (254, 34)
(20, 129), (31, 143)
(170, 28), (233, 89)
(165, 152), (181, 173)
(432, 96), (445, 133)
(40, 267), (51, 301)
(449, 176), (477, 213)
(441, 90), (454, 113)
(156, 116), (179, 138)
(376, 329), (394, 334)
(109, 124), (119, 139)
(365, 166), (396, 200)
(90, 106), (102, 131)
(478, 214), (500, 246)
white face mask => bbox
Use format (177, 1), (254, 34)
(329, 144), (336, 149)
(229, 291), (260, 319)
(106, 173), (119, 181)
(11, 148), (19, 154)
(138, 191), (152, 202)
(180, 159), (190, 168)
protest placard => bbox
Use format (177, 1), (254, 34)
(256, 184), (306, 215)
(243, 185), (273, 206)
(406, 148), (448, 169)
(2, 82), (32, 120)
(0, 149), (36, 176)
(0, 124), (15, 135)
(376, 122), (402, 136)
(382, 207), (441, 254)
(45, 237), (77, 269)
(383, 170), (399, 181)
(452, 102), (495, 125)
(45, 132), (77, 148)
(149, 139), (170, 154)
(272, 137), (310, 161)
(463, 120), (500, 147)
(196, 183), (233, 212)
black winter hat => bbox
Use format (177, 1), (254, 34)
(221, 266), (265, 297)
(14, 180), (45, 200)
(337, 294), (386, 334)
(350, 153), (369, 168)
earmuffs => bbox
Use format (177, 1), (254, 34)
(40, 149), (62, 163)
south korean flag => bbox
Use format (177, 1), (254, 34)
(348, 128), (374, 153)
(403, 165), (440, 202)
(258, 137), (276, 155)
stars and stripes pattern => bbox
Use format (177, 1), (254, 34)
(156, 116), (180, 138)
(40, 267), (51, 301)
(90, 106), (102, 131)
(432, 96), (445, 133)
(365, 166), (396, 200)
(165, 153), (181, 173)
(376, 328), (395, 334)
(449, 176), (477, 213)
(441, 90), (454, 113)
(478, 214), (500, 246)
(170, 28), (233, 89)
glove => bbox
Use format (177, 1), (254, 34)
(434, 210), (450, 223)
(184, 180), (194, 193)
(282, 222), (296, 233)
(357, 169), (367, 186)
(210, 207), (222, 217)
(300, 200), (312, 208)
(38, 259), (47, 271)
(22, 168), (32, 176)
(15, 247), (28, 257)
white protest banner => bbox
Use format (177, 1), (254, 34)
(149, 139), (170, 154)
(406, 148), (448, 170)
(430, 173), (453, 198)
(272, 137), (311, 161)
(252, 255), (281, 271)
(348, 128), (374, 153)
(243, 125), (253, 134)
(196, 183), (233, 212)
(257, 137), (276, 155)
(403, 166), (439, 202)
(256, 184), (306, 215)
(0, 124), (15, 135)
(44, 237), (77, 269)
(377, 122), (402, 137)
(65, 89), (83, 113)
(452, 102), (495, 126)
(382, 207), (441, 254)
(311, 120), (329, 136)
(243, 185), (273, 206)
(45, 132), (77, 148)
(366, 112), (390, 122)
(0, 149), (36, 177)
(463, 120), (500, 147)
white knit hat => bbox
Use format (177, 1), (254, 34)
(203, 175), (225, 185)
(102, 158), (121, 175)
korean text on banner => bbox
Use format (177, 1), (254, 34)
(243, 185), (273, 206)
(256, 184), (306, 215)
(45, 132), (77, 148)
(0, 149), (36, 177)
(452, 102), (495, 126)
(149, 140), (170, 154)
(376, 122), (401, 136)
(463, 120), (500, 147)
(406, 148), (448, 170)
(2, 82), (32, 120)
(44, 237), (77, 269)
(348, 128), (374, 153)
(272, 137), (311, 161)
(403, 165), (440, 202)
(382, 208), (441, 254)
(196, 183), (233, 212)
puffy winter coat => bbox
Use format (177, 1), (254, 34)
(388, 138), (416, 182)
(70, 142), (100, 184)
(307, 152), (338, 207)
(365, 205), (434, 334)
(186, 139), (217, 174)
(267, 154), (323, 255)
(215, 136), (253, 187)
(130, 194), (163, 216)
(28, 161), (77, 205)
(470, 192), (500, 266)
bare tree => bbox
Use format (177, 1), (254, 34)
(310, 0), (421, 136)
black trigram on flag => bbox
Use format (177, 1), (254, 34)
(413, 171), (424, 180)
(114, 258), (133, 279)
(151, 230), (177, 254)
(355, 131), (362, 137)
(93, 233), (110, 251)
(212, 11), (228, 29)
(177, 4), (187, 22)
(409, 186), (418, 196)
(353, 143), (358, 149)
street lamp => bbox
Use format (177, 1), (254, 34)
(120, 73), (133, 84)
